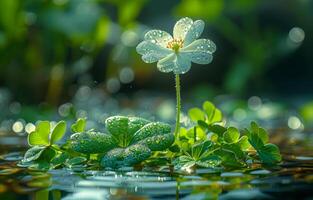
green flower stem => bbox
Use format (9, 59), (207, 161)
(174, 74), (181, 139)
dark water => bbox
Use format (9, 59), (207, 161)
(1, 131), (313, 200)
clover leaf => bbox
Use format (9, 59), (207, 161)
(70, 116), (174, 168)
(28, 120), (67, 146)
(188, 101), (222, 125)
(246, 122), (282, 165)
(174, 140), (221, 170)
(223, 127), (240, 143)
(71, 118), (86, 133)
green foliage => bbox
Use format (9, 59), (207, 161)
(28, 120), (67, 146)
(173, 140), (221, 170)
(19, 101), (282, 172)
(70, 116), (174, 168)
(173, 101), (280, 171)
(188, 101), (223, 125)
(71, 118), (86, 133)
(245, 122), (282, 165)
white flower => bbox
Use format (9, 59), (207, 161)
(136, 17), (216, 74)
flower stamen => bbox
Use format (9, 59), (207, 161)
(166, 38), (184, 53)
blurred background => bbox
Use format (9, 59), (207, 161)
(0, 0), (312, 135)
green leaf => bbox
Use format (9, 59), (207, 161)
(258, 144), (282, 165)
(50, 152), (69, 168)
(22, 146), (46, 162)
(128, 117), (150, 135)
(28, 121), (50, 146)
(40, 147), (56, 162)
(247, 122), (281, 165)
(188, 108), (206, 122)
(132, 122), (171, 143)
(222, 143), (246, 160)
(202, 101), (222, 124)
(197, 120), (209, 129)
(50, 121), (66, 144)
(71, 131), (116, 154)
(198, 155), (221, 167)
(173, 155), (195, 169)
(71, 118), (86, 133)
(101, 144), (151, 168)
(207, 124), (227, 136)
(191, 140), (213, 159)
(258, 127), (269, 144)
(216, 149), (245, 168)
(238, 136), (251, 150)
(106, 116), (135, 147)
(28, 161), (50, 171)
(66, 157), (87, 166)
(223, 127), (240, 143)
(186, 127), (206, 142)
(139, 133), (174, 151)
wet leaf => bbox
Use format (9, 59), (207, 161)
(198, 155), (221, 167)
(71, 131), (116, 154)
(132, 122), (172, 143)
(101, 144), (151, 168)
(50, 152), (70, 167)
(139, 133), (174, 151)
(66, 157), (87, 166)
(22, 146), (46, 162)
(28, 161), (50, 171)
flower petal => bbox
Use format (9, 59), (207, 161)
(181, 39), (216, 64)
(157, 53), (176, 73)
(174, 54), (192, 74)
(173, 17), (193, 41)
(144, 30), (173, 48)
(183, 20), (205, 46)
(136, 41), (172, 63)
(157, 53), (191, 74)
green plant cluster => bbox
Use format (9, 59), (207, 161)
(172, 101), (281, 170)
(18, 101), (281, 171)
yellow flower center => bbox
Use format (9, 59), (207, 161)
(166, 38), (184, 53)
